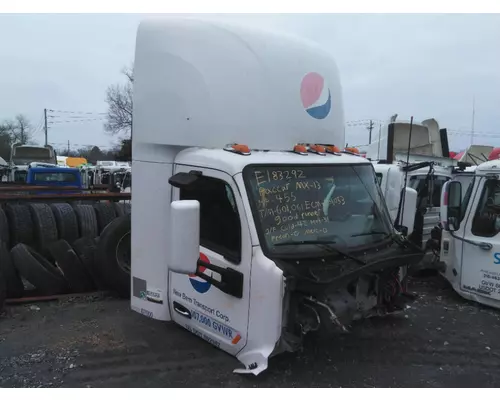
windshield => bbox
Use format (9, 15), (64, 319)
(33, 172), (78, 183)
(14, 170), (27, 182)
(243, 163), (393, 256)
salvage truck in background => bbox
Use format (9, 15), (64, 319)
(129, 17), (424, 375)
(440, 160), (500, 310)
(366, 118), (496, 266)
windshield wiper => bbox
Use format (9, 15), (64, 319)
(351, 230), (390, 237)
(274, 239), (337, 247)
(274, 239), (365, 265)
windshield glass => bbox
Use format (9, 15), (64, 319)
(14, 170), (27, 182)
(33, 172), (78, 183)
(244, 163), (393, 255)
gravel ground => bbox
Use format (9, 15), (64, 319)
(1, 273), (500, 388)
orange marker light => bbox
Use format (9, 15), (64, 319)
(232, 144), (250, 154)
(232, 334), (242, 345)
(224, 143), (251, 155)
(325, 145), (341, 154)
(309, 144), (326, 155)
(345, 147), (360, 154)
(293, 144), (308, 155)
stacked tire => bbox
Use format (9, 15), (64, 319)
(0, 201), (131, 303)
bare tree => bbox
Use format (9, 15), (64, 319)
(104, 64), (133, 136)
(0, 114), (32, 145)
(13, 114), (32, 144)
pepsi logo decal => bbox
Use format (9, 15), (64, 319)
(300, 72), (332, 120)
(189, 252), (212, 294)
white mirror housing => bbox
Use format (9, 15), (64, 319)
(402, 187), (417, 236)
(168, 200), (200, 274)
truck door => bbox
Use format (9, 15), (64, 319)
(169, 165), (251, 355)
(409, 174), (450, 248)
(459, 177), (500, 302)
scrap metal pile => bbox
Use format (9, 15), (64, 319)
(0, 187), (132, 306)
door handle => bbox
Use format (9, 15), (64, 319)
(451, 232), (492, 251)
(173, 301), (191, 319)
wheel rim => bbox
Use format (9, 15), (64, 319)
(115, 231), (131, 273)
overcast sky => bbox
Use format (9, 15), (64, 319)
(0, 13), (499, 153)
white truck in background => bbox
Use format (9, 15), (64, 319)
(368, 118), (457, 254)
(130, 17), (424, 375)
(368, 119), (495, 263)
(8, 143), (58, 182)
(440, 160), (500, 310)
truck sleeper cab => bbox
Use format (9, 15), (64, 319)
(131, 17), (423, 375)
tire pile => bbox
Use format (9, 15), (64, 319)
(0, 201), (132, 307)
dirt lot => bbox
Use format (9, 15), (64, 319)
(1, 273), (500, 388)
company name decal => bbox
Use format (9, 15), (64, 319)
(173, 289), (230, 323)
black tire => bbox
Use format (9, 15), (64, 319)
(0, 208), (10, 247)
(29, 203), (58, 252)
(5, 204), (34, 247)
(114, 203), (131, 217)
(94, 203), (117, 234)
(74, 204), (98, 239)
(0, 268), (6, 312)
(0, 241), (24, 298)
(72, 237), (106, 290)
(48, 240), (94, 293)
(50, 203), (79, 244)
(96, 214), (131, 298)
(11, 243), (68, 295)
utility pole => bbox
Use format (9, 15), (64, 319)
(44, 108), (48, 146)
(367, 119), (374, 144)
(470, 96), (475, 146)
(67, 140), (70, 154)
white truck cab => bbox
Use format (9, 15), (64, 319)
(131, 17), (424, 375)
(369, 118), (461, 255)
(440, 160), (500, 309)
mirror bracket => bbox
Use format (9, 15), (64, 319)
(169, 171), (202, 189)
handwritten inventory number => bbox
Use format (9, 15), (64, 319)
(254, 169), (306, 186)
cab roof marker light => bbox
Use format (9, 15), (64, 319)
(223, 143), (251, 156)
(343, 147), (361, 156)
(321, 144), (342, 156)
(308, 144), (326, 156)
(292, 144), (308, 155)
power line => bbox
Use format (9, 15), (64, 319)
(48, 118), (105, 125)
(49, 141), (116, 149)
(48, 109), (106, 115)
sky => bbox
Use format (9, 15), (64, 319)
(0, 13), (499, 153)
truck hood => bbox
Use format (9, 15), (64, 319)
(274, 240), (424, 289)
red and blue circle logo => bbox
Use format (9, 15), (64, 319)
(189, 252), (211, 294)
(300, 72), (332, 120)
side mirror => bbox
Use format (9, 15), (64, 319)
(168, 200), (200, 274)
(401, 187), (418, 236)
(440, 180), (462, 232)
